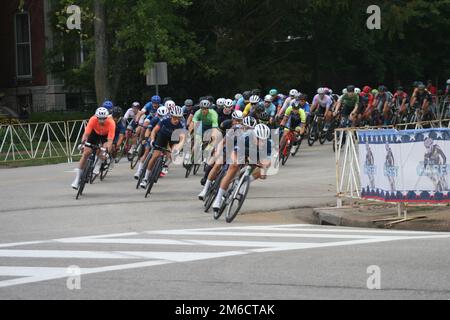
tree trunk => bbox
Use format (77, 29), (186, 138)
(94, 0), (110, 105)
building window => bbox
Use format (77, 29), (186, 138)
(15, 12), (32, 78)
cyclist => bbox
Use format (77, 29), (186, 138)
(212, 123), (272, 212)
(334, 85), (359, 128)
(102, 100), (114, 115)
(123, 102), (141, 154)
(182, 99), (198, 128)
(410, 83), (433, 120)
(278, 89), (299, 118)
(242, 95), (262, 117)
(311, 88), (333, 130)
(71, 107), (115, 189)
(134, 106), (169, 179)
(393, 86), (409, 120)
(235, 91), (251, 111)
(189, 100), (220, 168)
(131, 95), (161, 150)
(359, 86), (374, 126)
(198, 110), (244, 199)
(261, 95), (277, 126)
(140, 106), (187, 188)
(269, 89), (283, 111)
(111, 107), (126, 166)
(217, 99), (233, 124)
(280, 99), (306, 152)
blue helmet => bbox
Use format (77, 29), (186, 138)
(102, 100), (113, 111)
(151, 95), (161, 104)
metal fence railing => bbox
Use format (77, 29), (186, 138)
(0, 120), (87, 163)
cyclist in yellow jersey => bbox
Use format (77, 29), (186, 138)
(242, 95), (261, 117)
(279, 100), (306, 150)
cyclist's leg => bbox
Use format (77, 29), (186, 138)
(198, 163), (222, 199)
(213, 151), (240, 209)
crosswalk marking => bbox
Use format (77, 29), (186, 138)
(0, 224), (449, 289)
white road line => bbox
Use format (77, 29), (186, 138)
(146, 230), (402, 239)
(0, 250), (140, 260)
(0, 266), (69, 277)
(236, 226), (442, 235)
(56, 238), (193, 246)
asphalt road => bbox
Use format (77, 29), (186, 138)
(0, 142), (449, 300)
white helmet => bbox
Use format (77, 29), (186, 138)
(170, 105), (183, 117)
(216, 98), (226, 107)
(165, 100), (176, 109)
(199, 100), (211, 109)
(447, 79), (450, 84)
(243, 116), (257, 128)
(132, 101), (140, 108)
(264, 95), (272, 102)
(249, 95), (260, 104)
(235, 93), (243, 101)
(95, 107), (109, 120)
(317, 88), (326, 94)
(254, 123), (271, 140)
(355, 87), (361, 94)
(289, 89), (299, 97)
(157, 106), (169, 117)
(342, 88), (348, 95)
(224, 99), (234, 108)
(232, 110), (243, 120)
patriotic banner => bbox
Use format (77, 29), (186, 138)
(357, 128), (450, 203)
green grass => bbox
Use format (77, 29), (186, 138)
(0, 155), (81, 168)
(27, 111), (90, 123)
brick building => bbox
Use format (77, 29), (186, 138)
(0, 0), (93, 113)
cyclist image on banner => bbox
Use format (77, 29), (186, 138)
(384, 142), (398, 194)
(421, 137), (448, 192)
(364, 142), (376, 191)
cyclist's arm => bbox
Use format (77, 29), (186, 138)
(106, 120), (116, 152)
(150, 124), (161, 144)
(211, 111), (219, 128)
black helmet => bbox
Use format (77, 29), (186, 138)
(378, 85), (387, 92)
(112, 106), (123, 118)
(418, 83), (426, 90)
(184, 99), (193, 106)
(251, 88), (261, 96)
(397, 86), (404, 91)
(242, 91), (252, 100)
(255, 104), (264, 113)
(347, 85), (355, 93)
(298, 94), (308, 100)
(205, 95), (214, 103)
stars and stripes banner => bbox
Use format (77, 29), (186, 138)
(357, 128), (450, 203)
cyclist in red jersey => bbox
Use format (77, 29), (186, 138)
(71, 107), (116, 189)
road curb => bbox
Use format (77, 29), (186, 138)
(313, 207), (380, 228)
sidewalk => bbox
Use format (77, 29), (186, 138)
(313, 201), (450, 232)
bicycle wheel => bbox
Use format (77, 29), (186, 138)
(145, 157), (163, 198)
(225, 177), (250, 223)
(100, 159), (110, 181)
(89, 158), (99, 184)
(130, 144), (142, 169)
(308, 123), (317, 146)
(281, 141), (291, 166)
(319, 130), (327, 145)
(76, 164), (90, 200)
(185, 164), (193, 178)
